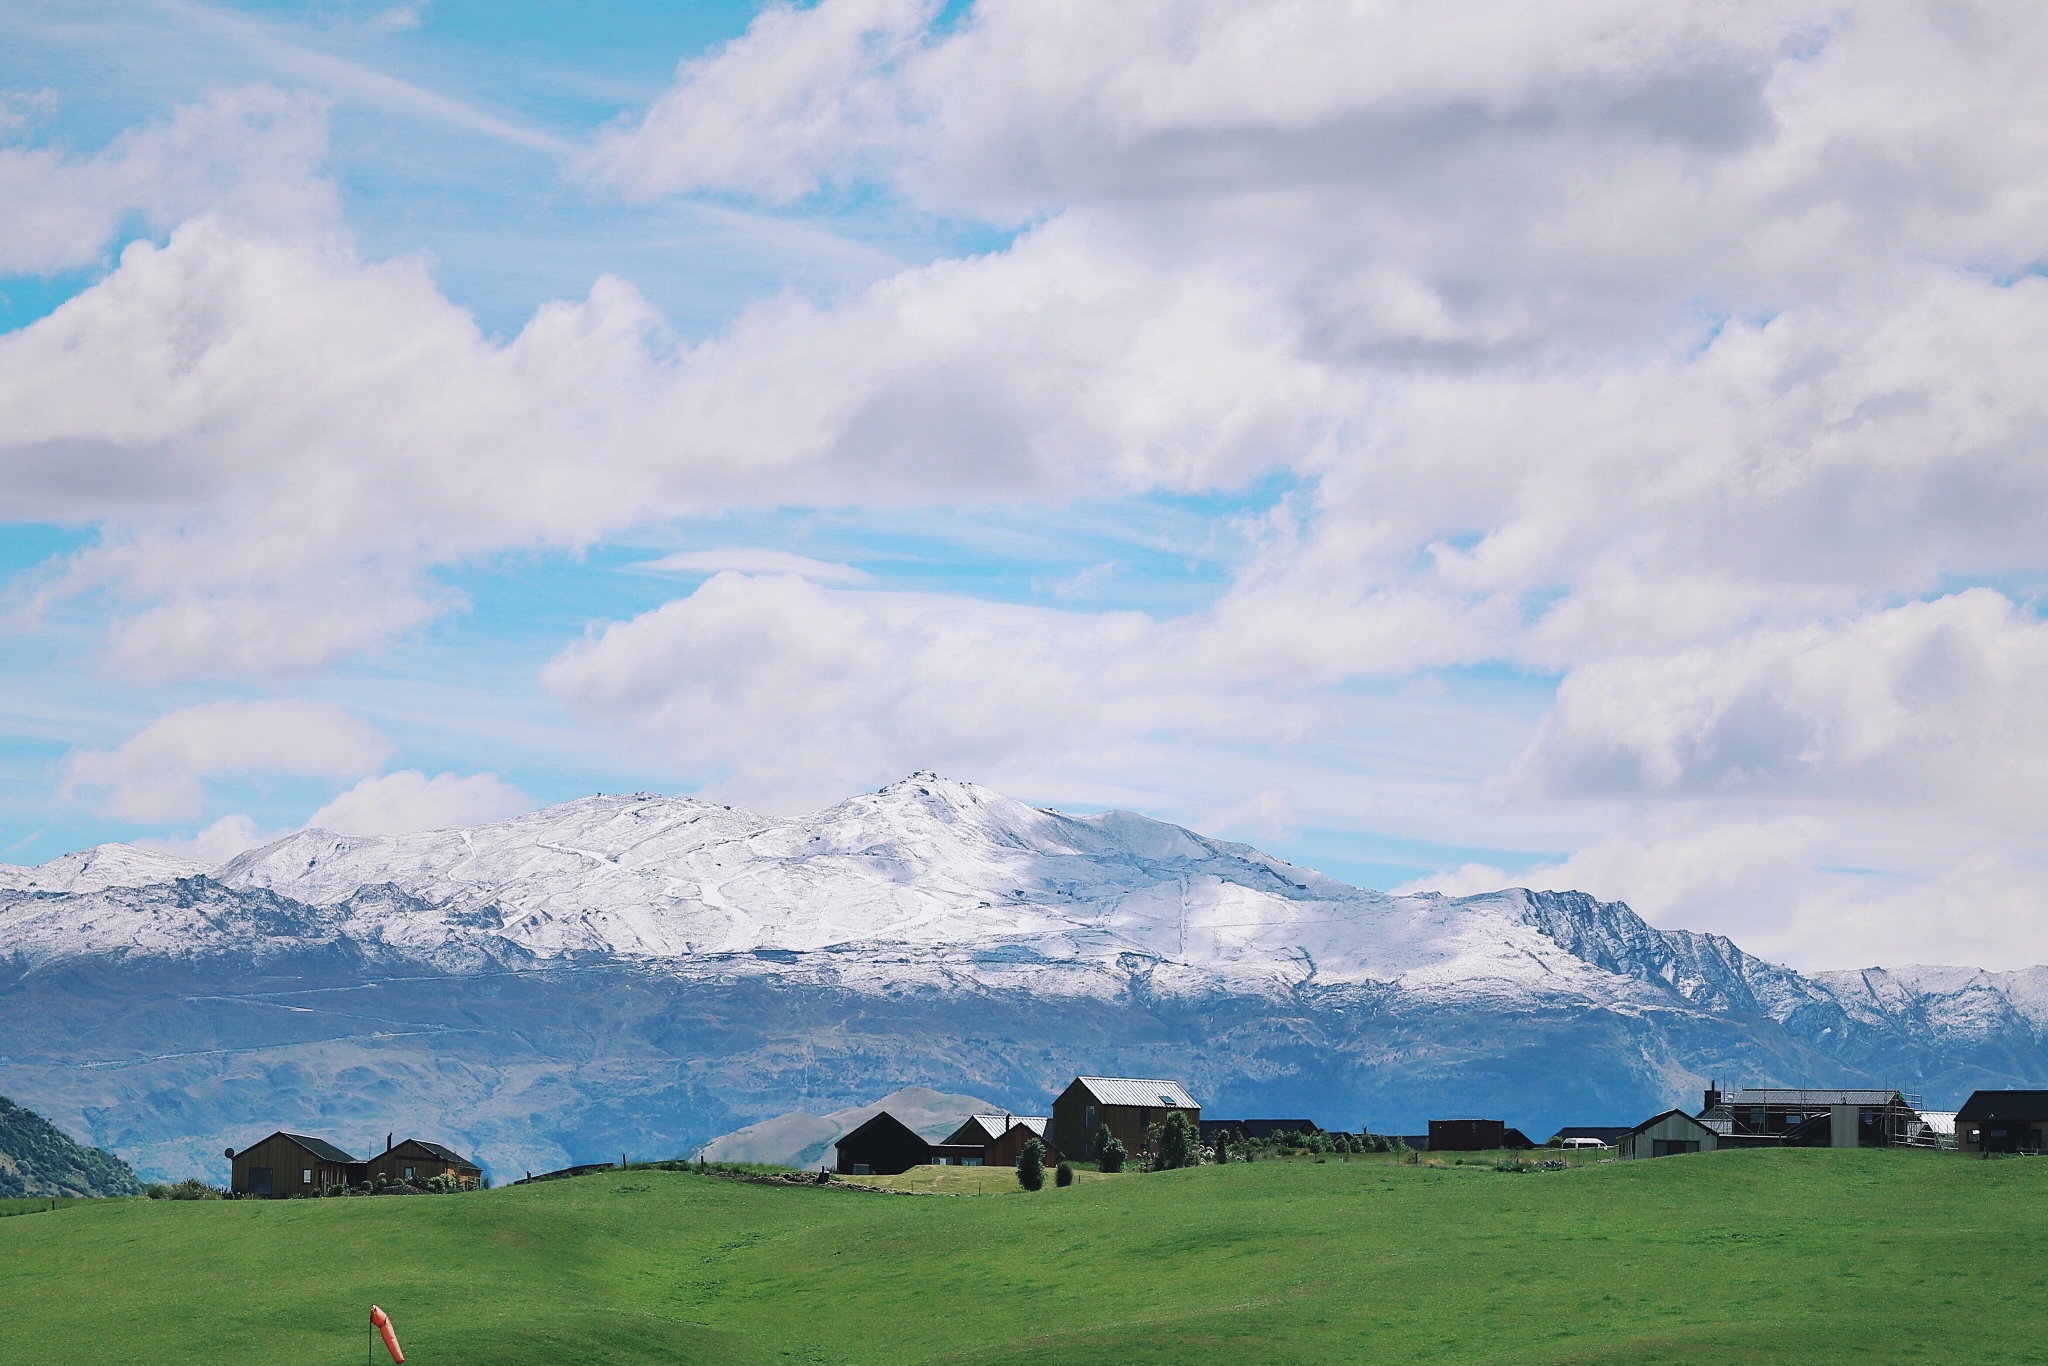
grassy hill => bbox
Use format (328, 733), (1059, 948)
(3, 1148), (2042, 1363)
(0, 1095), (143, 1198)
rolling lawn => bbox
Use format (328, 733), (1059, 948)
(4, 1148), (2041, 1363)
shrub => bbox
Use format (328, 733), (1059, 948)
(1054, 1161), (1074, 1188)
(1016, 1137), (1046, 1191)
(145, 1184), (170, 1200)
(1151, 1111), (1200, 1170)
(1094, 1127), (1127, 1173)
(1212, 1140), (1231, 1165)
(167, 1178), (220, 1201)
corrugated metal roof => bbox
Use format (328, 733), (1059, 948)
(976, 1114), (1049, 1137)
(280, 1133), (360, 1164)
(1075, 1077), (1200, 1108)
(1728, 1089), (1909, 1107)
(1917, 1111), (1957, 1136)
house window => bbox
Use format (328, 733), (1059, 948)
(964, 1157), (982, 1167)
(852, 1164), (871, 1176)
(1084, 1105), (1096, 1133)
(303, 1169), (312, 1184)
(403, 1166), (415, 1181)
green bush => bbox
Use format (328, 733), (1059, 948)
(1212, 1139), (1232, 1165)
(1016, 1137), (1046, 1191)
(1150, 1112), (1199, 1171)
(1054, 1161), (1074, 1188)
(145, 1184), (170, 1200)
(166, 1179), (220, 1201)
(1094, 1126), (1127, 1174)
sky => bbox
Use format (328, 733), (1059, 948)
(4, 0), (2048, 972)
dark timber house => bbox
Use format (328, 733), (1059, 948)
(227, 1132), (364, 1197)
(1955, 1091), (2048, 1153)
(367, 1137), (483, 1188)
(1051, 1076), (1200, 1161)
(1697, 1086), (1923, 1148)
(937, 1114), (1063, 1168)
(1427, 1119), (1534, 1151)
(834, 1112), (932, 1176)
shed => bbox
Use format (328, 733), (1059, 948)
(227, 1132), (364, 1197)
(1428, 1119), (1508, 1152)
(368, 1137), (483, 1188)
(834, 1112), (931, 1176)
(1616, 1109), (1719, 1159)
(1051, 1076), (1200, 1162)
(1955, 1091), (2048, 1153)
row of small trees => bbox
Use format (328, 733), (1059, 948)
(1013, 1115), (1412, 1187)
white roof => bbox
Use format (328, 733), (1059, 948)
(1075, 1077), (1200, 1108)
(960, 1114), (1049, 1142)
(1917, 1111), (1957, 1136)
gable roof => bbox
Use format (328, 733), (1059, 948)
(837, 1111), (928, 1147)
(1551, 1126), (1631, 1143)
(393, 1138), (479, 1169)
(1621, 1109), (1717, 1140)
(944, 1114), (1049, 1145)
(1956, 1090), (2048, 1125)
(1073, 1077), (1200, 1109)
(270, 1132), (360, 1165)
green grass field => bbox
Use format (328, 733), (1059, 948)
(5, 1149), (2041, 1364)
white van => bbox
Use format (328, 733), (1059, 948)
(1560, 1136), (1609, 1149)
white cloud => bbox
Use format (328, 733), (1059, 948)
(1390, 863), (1512, 899)
(137, 812), (271, 864)
(63, 701), (390, 822)
(0, 86), (333, 275)
(13, 4), (2048, 965)
(637, 549), (869, 584)
(306, 769), (532, 836)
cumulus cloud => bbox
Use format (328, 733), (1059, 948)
(0, 86), (332, 275)
(14, 3), (2048, 964)
(306, 769), (532, 836)
(137, 812), (272, 865)
(63, 701), (390, 822)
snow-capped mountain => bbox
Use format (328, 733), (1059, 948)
(2, 774), (2043, 1182)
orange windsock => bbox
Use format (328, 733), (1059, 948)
(370, 1305), (404, 1364)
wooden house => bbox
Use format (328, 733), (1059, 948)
(1696, 1086), (1922, 1148)
(833, 1112), (932, 1176)
(367, 1137), (483, 1188)
(1050, 1076), (1200, 1161)
(227, 1132), (364, 1197)
(1955, 1091), (2048, 1153)
(938, 1114), (1063, 1168)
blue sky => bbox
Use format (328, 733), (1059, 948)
(5, 0), (2048, 969)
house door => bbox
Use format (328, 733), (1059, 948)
(249, 1167), (273, 1196)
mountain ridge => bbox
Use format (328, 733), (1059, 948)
(3, 774), (2043, 1180)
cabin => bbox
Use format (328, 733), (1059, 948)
(1697, 1086), (1922, 1148)
(937, 1114), (1063, 1168)
(367, 1137), (483, 1188)
(1616, 1109), (1719, 1159)
(834, 1112), (932, 1176)
(1051, 1076), (1200, 1162)
(1955, 1091), (2048, 1153)
(227, 1132), (364, 1197)
(1427, 1119), (1533, 1151)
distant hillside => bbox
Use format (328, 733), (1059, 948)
(0, 1096), (143, 1197)
(700, 1086), (1002, 1169)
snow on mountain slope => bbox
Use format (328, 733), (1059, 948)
(192, 773), (1646, 1002)
(1811, 965), (2048, 1044)
(0, 844), (204, 895)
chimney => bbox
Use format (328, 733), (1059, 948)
(386, 1132), (393, 1153)
(1703, 1082), (1722, 1112)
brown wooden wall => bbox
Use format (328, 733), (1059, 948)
(229, 1134), (360, 1197)
(1050, 1083), (1198, 1162)
(984, 1124), (1063, 1169)
(366, 1144), (479, 1187)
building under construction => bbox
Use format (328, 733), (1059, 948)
(1696, 1085), (1930, 1148)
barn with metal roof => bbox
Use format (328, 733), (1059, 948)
(1051, 1076), (1200, 1162)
